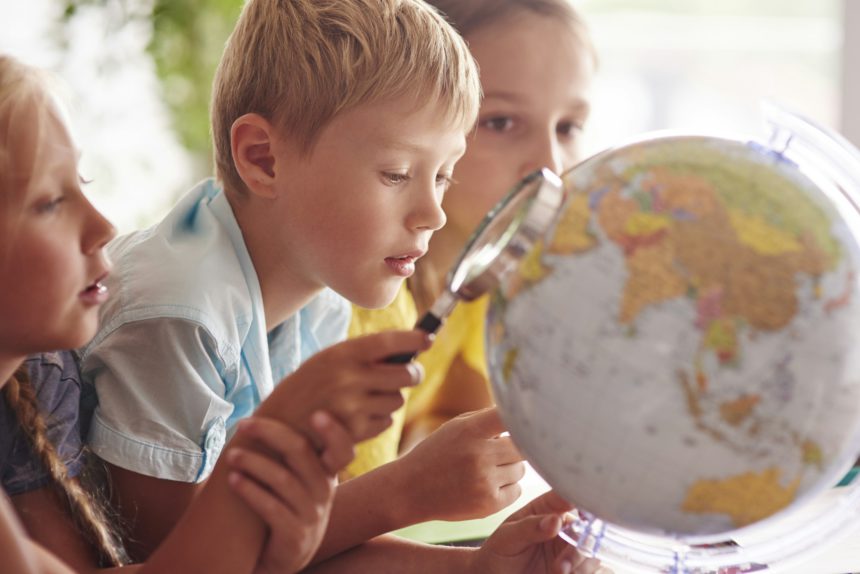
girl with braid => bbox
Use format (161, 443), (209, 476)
(0, 54), (360, 574)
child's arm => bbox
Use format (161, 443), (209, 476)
(226, 414), (354, 574)
(11, 486), (101, 571)
(311, 407), (524, 561)
(302, 491), (606, 574)
(0, 493), (44, 574)
(0, 493), (86, 574)
(87, 320), (430, 558)
(137, 408), (351, 574)
(135, 331), (430, 574)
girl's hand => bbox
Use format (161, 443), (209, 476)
(393, 406), (525, 522)
(227, 412), (354, 574)
(471, 491), (610, 574)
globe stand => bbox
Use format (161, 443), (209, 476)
(559, 472), (860, 573)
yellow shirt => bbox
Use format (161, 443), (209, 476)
(344, 286), (490, 478)
(343, 283), (417, 479)
(407, 295), (490, 424)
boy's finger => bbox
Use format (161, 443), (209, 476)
(343, 329), (433, 363)
(365, 361), (424, 391)
(310, 411), (356, 473)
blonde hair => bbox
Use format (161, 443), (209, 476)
(0, 56), (128, 567)
(211, 0), (482, 195)
(0, 56), (50, 234)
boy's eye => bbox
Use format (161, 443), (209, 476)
(383, 172), (410, 185)
(481, 116), (515, 133)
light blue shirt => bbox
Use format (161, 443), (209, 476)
(79, 179), (350, 482)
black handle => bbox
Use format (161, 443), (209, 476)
(384, 312), (444, 364)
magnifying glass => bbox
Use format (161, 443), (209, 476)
(386, 167), (565, 363)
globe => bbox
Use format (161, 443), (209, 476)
(485, 108), (860, 571)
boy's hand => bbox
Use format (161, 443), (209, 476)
(267, 330), (432, 443)
(471, 491), (610, 574)
(227, 412), (354, 574)
(394, 407), (525, 522)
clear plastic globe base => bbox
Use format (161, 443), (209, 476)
(558, 476), (860, 573)
(484, 102), (860, 574)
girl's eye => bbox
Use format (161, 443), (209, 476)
(435, 174), (453, 190)
(35, 195), (67, 215)
(481, 116), (515, 133)
(558, 121), (584, 139)
(383, 172), (410, 185)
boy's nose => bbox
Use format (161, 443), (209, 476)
(410, 183), (447, 232)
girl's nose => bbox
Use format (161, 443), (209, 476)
(519, 133), (566, 180)
(82, 200), (116, 255)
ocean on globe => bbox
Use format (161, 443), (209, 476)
(487, 135), (860, 539)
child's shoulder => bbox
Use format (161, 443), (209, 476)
(102, 180), (258, 329)
(24, 351), (81, 391)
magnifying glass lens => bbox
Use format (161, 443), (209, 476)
(385, 167), (564, 364)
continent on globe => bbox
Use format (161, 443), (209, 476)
(488, 136), (860, 538)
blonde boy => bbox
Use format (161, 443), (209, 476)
(78, 0), (484, 562)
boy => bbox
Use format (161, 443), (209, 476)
(79, 0), (487, 562)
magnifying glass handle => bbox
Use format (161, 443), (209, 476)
(385, 312), (444, 364)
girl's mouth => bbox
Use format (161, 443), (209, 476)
(79, 280), (109, 305)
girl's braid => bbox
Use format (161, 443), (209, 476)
(4, 365), (128, 567)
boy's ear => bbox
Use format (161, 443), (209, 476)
(231, 113), (278, 199)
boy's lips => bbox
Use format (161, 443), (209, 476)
(384, 250), (426, 278)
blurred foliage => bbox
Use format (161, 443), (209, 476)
(58, 0), (837, 166)
(61, 0), (242, 165)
